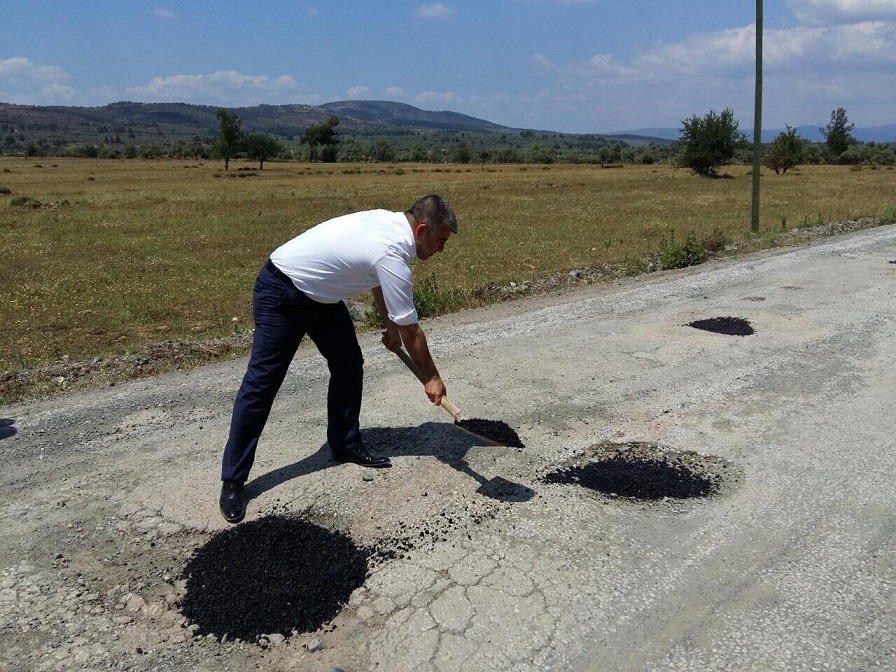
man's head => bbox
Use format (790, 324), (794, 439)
(407, 194), (457, 260)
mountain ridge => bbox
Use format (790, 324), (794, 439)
(1, 99), (893, 149)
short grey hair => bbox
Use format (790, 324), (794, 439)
(407, 194), (458, 234)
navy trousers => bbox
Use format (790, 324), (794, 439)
(221, 259), (364, 483)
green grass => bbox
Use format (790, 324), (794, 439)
(1, 157), (895, 402)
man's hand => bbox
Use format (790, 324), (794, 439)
(381, 325), (402, 351)
(424, 377), (446, 406)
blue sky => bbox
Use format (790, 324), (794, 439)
(2, 1), (895, 133)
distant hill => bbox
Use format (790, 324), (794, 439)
(4, 99), (673, 161)
(616, 125), (896, 143)
(318, 100), (511, 132)
(0, 100), (515, 142)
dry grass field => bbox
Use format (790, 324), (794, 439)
(1, 157), (894, 402)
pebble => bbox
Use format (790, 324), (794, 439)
(306, 638), (322, 652)
(265, 632), (286, 647)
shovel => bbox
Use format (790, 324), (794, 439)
(390, 345), (523, 448)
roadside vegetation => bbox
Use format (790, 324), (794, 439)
(2, 157), (894, 403)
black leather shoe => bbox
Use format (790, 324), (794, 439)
(332, 443), (391, 468)
(219, 480), (247, 523)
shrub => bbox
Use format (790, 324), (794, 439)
(762, 126), (807, 174)
(661, 230), (707, 270)
(413, 274), (466, 319)
(361, 274), (467, 329)
(9, 196), (41, 208)
(0, 186), (11, 195)
(879, 204), (896, 225)
(702, 227), (728, 253)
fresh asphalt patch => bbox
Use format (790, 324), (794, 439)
(179, 516), (367, 642)
(543, 441), (742, 502)
(687, 316), (755, 336)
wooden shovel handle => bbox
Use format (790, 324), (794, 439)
(391, 346), (463, 421)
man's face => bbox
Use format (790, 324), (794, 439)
(417, 224), (452, 260)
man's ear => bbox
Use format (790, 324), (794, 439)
(414, 222), (429, 238)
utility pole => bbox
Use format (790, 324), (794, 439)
(751, 0), (763, 232)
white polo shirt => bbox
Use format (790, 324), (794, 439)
(269, 209), (419, 325)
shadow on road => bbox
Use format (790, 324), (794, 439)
(0, 418), (16, 440)
(247, 421), (535, 504)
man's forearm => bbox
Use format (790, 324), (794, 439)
(399, 323), (440, 381)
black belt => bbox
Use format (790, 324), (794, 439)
(264, 258), (294, 285)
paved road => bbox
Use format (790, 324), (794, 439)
(2, 226), (895, 671)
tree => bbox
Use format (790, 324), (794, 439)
(820, 107), (855, 161)
(762, 126), (806, 174)
(677, 108), (745, 177)
(370, 139), (396, 162)
(449, 141), (471, 164)
(300, 115), (339, 162)
(213, 109), (243, 169)
(526, 142), (555, 164)
(243, 133), (283, 169)
(338, 138), (365, 162)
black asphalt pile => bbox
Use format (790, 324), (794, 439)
(179, 516), (367, 642)
(456, 418), (525, 447)
(544, 456), (717, 499)
(544, 452), (719, 500)
(687, 316), (754, 336)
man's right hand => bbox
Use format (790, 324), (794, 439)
(424, 377), (446, 406)
(381, 326), (402, 351)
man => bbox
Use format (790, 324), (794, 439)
(219, 194), (457, 523)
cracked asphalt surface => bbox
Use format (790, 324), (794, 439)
(2, 225), (896, 671)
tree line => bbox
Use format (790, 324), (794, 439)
(677, 107), (881, 176)
(4, 106), (894, 171)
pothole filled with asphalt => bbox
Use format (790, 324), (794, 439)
(687, 316), (754, 336)
(179, 516), (367, 643)
(177, 502), (499, 645)
(543, 441), (741, 502)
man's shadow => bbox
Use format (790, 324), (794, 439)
(246, 421), (535, 504)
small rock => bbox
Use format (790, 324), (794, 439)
(306, 638), (322, 652)
(266, 633), (286, 647)
(124, 594), (146, 612)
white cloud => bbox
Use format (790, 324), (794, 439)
(786, 0), (896, 25)
(532, 53), (552, 71)
(346, 85), (370, 98)
(383, 86), (408, 100)
(153, 7), (178, 19)
(413, 90), (459, 108)
(413, 3), (453, 19)
(0, 57), (77, 104)
(501, 7), (896, 131)
(122, 70), (319, 106)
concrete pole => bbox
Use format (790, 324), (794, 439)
(751, 0), (763, 233)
